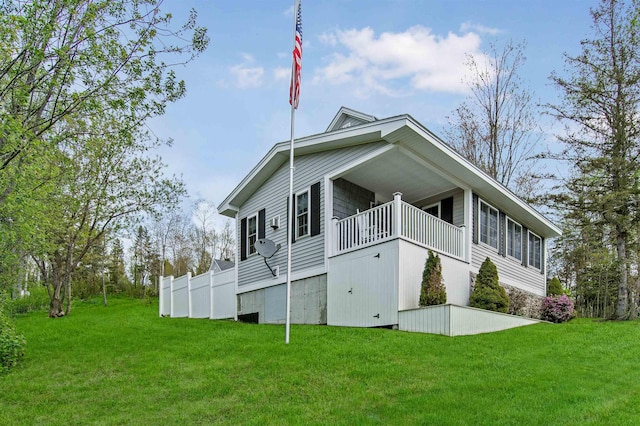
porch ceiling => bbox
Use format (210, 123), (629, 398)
(337, 148), (457, 203)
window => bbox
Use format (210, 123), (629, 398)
(423, 202), (440, 218)
(529, 232), (542, 269)
(247, 214), (258, 256)
(479, 200), (498, 249)
(296, 190), (309, 238)
(507, 218), (522, 261)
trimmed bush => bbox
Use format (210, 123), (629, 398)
(470, 257), (509, 313)
(0, 293), (26, 374)
(547, 276), (564, 296)
(419, 251), (446, 306)
(540, 294), (574, 323)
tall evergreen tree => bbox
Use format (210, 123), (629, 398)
(548, 0), (640, 319)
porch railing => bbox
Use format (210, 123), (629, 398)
(334, 192), (464, 259)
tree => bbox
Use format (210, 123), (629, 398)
(419, 251), (446, 306)
(548, 0), (640, 319)
(446, 40), (541, 197)
(470, 257), (509, 313)
(191, 200), (217, 275)
(0, 0), (209, 204)
(31, 112), (186, 317)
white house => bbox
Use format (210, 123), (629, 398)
(216, 107), (561, 329)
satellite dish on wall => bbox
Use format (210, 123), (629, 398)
(255, 238), (280, 258)
(255, 238), (281, 277)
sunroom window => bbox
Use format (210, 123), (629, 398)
(507, 218), (522, 261)
(479, 200), (498, 249)
(529, 232), (542, 269)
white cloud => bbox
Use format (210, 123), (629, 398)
(460, 22), (502, 36)
(273, 67), (290, 80)
(229, 54), (264, 88)
(313, 25), (487, 96)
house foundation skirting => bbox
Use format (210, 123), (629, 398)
(237, 274), (327, 325)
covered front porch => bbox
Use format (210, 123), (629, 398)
(332, 192), (465, 260)
(327, 145), (472, 262)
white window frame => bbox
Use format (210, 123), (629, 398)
(479, 199), (499, 250)
(247, 213), (258, 256)
(528, 231), (542, 270)
(506, 216), (522, 261)
(295, 188), (310, 239)
(422, 202), (441, 218)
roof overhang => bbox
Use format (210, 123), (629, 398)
(218, 113), (561, 239)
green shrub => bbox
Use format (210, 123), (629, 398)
(0, 293), (26, 373)
(470, 257), (509, 313)
(547, 276), (564, 296)
(540, 295), (574, 323)
(420, 251), (446, 306)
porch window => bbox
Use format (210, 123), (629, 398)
(479, 200), (498, 249)
(528, 231), (542, 269)
(507, 217), (522, 261)
(247, 214), (258, 255)
(423, 202), (440, 218)
(296, 190), (310, 238)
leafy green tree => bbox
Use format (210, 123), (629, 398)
(470, 257), (509, 313)
(419, 251), (446, 306)
(0, 1), (208, 317)
(548, 0), (640, 319)
(0, 0), (208, 204)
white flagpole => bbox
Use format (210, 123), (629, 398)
(285, 79), (294, 344)
(285, 0), (301, 344)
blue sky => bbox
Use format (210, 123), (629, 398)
(151, 0), (599, 218)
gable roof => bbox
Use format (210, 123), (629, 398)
(326, 107), (378, 132)
(210, 258), (235, 272)
(218, 108), (561, 238)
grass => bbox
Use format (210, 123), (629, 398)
(2, 297), (640, 425)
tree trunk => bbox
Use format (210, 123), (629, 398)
(102, 269), (108, 307)
(615, 228), (628, 319)
(49, 281), (65, 317)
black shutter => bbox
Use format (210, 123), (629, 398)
(522, 227), (529, 267)
(258, 209), (266, 239)
(311, 182), (321, 236)
(499, 211), (506, 257)
(289, 195), (296, 243)
(240, 217), (247, 261)
(441, 197), (453, 224)
(472, 194), (478, 244)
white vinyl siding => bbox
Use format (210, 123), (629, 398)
(528, 231), (542, 270)
(506, 217), (522, 261)
(472, 243), (546, 296)
(237, 141), (388, 288)
(479, 200), (498, 250)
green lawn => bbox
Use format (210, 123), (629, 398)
(2, 297), (640, 425)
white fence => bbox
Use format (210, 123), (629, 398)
(159, 269), (235, 320)
(334, 195), (464, 259)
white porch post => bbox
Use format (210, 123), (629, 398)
(331, 216), (339, 256)
(393, 192), (403, 238)
(464, 188), (473, 263)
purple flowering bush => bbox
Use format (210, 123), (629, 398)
(540, 294), (574, 323)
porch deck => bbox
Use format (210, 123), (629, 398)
(332, 192), (465, 260)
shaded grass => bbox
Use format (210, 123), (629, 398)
(2, 297), (640, 425)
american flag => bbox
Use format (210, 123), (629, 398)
(289, 0), (302, 109)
